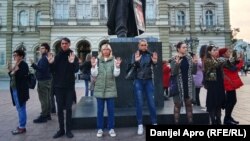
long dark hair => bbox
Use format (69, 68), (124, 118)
(205, 45), (216, 59)
(176, 41), (185, 52)
(199, 45), (207, 60)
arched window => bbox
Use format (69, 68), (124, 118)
(205, 10), (213, 26)
(36, 11), (42, 25)
(177, 11), (185, 26)
(77, 40), (91, 62)
(19, 10), (28, 26)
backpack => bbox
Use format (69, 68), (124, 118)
(28, 73), (37, 89)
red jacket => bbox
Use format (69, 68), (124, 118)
(223, 60), (244, 91)
(162, 64), (171, 88)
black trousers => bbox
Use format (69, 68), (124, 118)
(195, 88), (201, 106)
(115, 0), (135, 37)
(55, 87), (74, 132)
(225, 90), (237, 120)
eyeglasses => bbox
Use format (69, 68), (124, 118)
(140, 44), (147, 46)
(13, 54), (17, 57)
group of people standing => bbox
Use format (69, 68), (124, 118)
(8, 38), (159, 138)
(163, 42), (244, 125)
(7, 38), (244, 139)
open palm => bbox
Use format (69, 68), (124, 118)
(68, 52), (75, 63)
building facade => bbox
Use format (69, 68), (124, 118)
(0, 0), (231, 77)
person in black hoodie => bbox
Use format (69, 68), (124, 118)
(8, 49), (29, 135)
(47, 37), (79, 139)
(30, 43), (52, 123)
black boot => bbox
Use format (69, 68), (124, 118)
(66, 131), (74, 138)
(33, 115), (47, 123)
(53, 130), (65, 138)
(230, 117), (239, 124)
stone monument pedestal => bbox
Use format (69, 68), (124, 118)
(71, 38), (209, 129)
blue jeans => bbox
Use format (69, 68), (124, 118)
(12, 89), (27, 128)
(84, 80), (89, 96)
(134, 79), (157, 125)
(96, 98), (114, 130)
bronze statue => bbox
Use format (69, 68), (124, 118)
(107, 0), (146, 37)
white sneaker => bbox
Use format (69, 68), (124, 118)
(137, 124), (144, 135)
(96, 129), (103, 137)
(109, 129), (116, 137)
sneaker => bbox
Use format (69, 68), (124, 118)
(96, 129), (103, 137)
(137, 124), (143, 135)
(109, 129), (116, 137)
(11, 127), (26, 135)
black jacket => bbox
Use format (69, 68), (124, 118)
(50, 49), (79, 89)
(107, 0), (146, 37)
(131, 50), (156, 79)
(80, 61), (91, 75)
(31, 53), (51, 81)
(9, 61), (30, 107)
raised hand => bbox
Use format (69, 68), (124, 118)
(29, 58), (34, 64)
(68, 52), (75, 63)
(151, 52), (158, 63)
(91, 56), (97, 68)
(135, 51), (141, 62)
(47, 53), (54, 64)
(7, 61), (12, 72)
(175, 55), (181, 64)
(115, 57), (122, 68)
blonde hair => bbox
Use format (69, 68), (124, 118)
(98, 43), (113, 58)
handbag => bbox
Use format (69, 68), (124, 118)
(125, 63), (137, 80)
(80, 73), (91, 81)
(28, 73), (36, 89)
(169, 75), (179, 97)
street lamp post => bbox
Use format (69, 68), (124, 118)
(184, 37), (199, 53)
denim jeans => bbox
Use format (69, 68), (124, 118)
(96, 98), (115, 130)
(134, 79), (157, 125)
(12, 89), (27, 128)
(84, 80), (89, 96)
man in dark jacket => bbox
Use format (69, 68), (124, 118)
(8, 49), (29, 135)
(30, 43), (52, 123)
(107, 0), (146, 37)
(131, 39), (158, 135)
(47, 37), (79, 138)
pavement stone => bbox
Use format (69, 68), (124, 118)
(0, 75), (250, 140)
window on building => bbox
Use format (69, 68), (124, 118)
(146, 1), (155, 20)
(0, 51), (5, 66)
(177, 11), (185, 26)
(54, 0), (69, 19)
(100, 4), (106, 20)
(76, 0), (91, 19)
(19, 10), (28, 26)
(205, 10), (214, 26)
(34, 46), (40, 63)
(36, 11), (42, 25)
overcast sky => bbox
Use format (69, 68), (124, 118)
(230, 0), (250, 42)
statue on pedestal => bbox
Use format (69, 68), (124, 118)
(107, 0), (146, 37)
